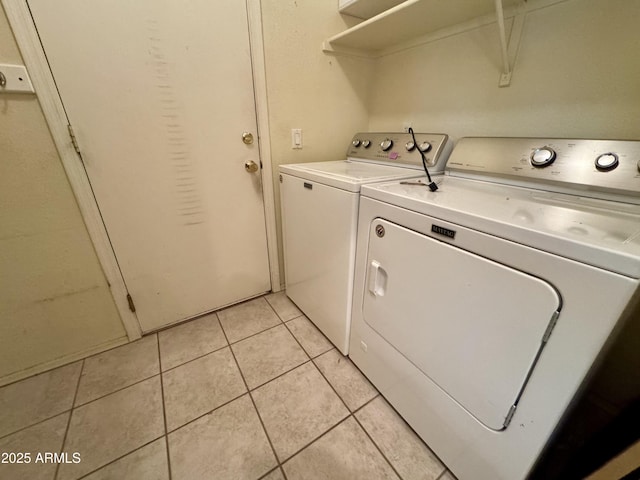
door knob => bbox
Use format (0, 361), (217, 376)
(242, 132), (254, 144)
(244, 160), (259, 173)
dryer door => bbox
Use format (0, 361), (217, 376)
(362, 219), (561, 430)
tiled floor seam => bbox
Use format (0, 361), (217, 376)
(436, 470), (453, 480)
(0, 409), (71, 442)
(277, 412), (353, 466)
(72, 435), (166, 480)
(227, 320), (286, 348)
(54, 359), (85, 480)
(73, 372), (160, 409)
(263, 296), (293, 323)
(218, 313), (284, 470)
(280, 317), (327, 360)
(156, 331), (173, 480)
(160, 342), (229, 374)
(165, 390), (248, 435)
(351, 413), (405, 480)
(308, 357), (405, 478)
(257, 466), (283, 480)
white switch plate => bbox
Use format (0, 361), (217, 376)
(0, 64), (35, 94)
(291, 128), (302, 149)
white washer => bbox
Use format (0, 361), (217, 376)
(280, 132), (451, 354)
(349, 137), (640, 480)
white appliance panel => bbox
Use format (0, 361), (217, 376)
(362, 177), (640, 278)
(350, 197), (639, 480)
(281, 173), (359, 354)
(279, 160), (422, 192)
(363, 218), (560, 430)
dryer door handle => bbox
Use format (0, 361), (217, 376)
(368, 260), (387, 297)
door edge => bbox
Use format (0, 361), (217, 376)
(246, 0), (281, 292)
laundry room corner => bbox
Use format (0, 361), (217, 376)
(260, 0), (374, 285)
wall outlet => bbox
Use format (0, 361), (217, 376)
(291, 128), (302, 149)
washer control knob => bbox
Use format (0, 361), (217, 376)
(362, 140), (371, 148)
(405, 141), (416, 151)
(352, 139), (361, 148)
(380, 139), (394, 151)
(418, 141), (432, 153)
(531, 147), (556, 167)
(595, 153), (619, 171)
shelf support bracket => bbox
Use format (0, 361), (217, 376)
(496, 0), (526, 87)
(495, 0), (512, 86)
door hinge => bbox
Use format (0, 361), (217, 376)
(126, 293), (136, 313)
(67, 124), (81, 155)
(504, 404), (517, 428)
(542, 310), (560, 344)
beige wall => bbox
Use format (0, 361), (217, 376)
(0, 6), (126, 385)
(368, 0), (640, 141)
(260, 0), (373, 283)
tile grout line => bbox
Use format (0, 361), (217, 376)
(0, 409), (72, 442)
(352, 413), (405, 480)
(277, 414), (354, 466)
(153, 316), (319, 436)
(256, 466), (284, 480)
(163, 358), (312, 436)
(274, 300), (402, 473)
(281, 317), (322, 361)
(73, 436), (165, 480)
(72, 372), (160, 410)
(160, 342), (228, 375)
(263, 294), (300, 324)
(160, 308), (301, 376)
(217, 314), (285, 474)
(54, 359), (85, 480)
(156, 334), (173, 480)
(307, 355), (406, 478)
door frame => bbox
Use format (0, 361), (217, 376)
(2, 0), (281, 341)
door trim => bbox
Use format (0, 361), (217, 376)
(246, 0), (281, 293)
(2, 0), (280, 340)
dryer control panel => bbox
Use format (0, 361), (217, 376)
(447, 137), (640, 202)
(347, 132), (451, 174)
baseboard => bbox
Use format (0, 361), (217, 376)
(0, 336), (129, 387)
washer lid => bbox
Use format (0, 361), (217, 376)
(361, 176), (640, 278)
(279, 160), (421, 192)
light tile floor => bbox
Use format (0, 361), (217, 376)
(0, 292), (458, 480)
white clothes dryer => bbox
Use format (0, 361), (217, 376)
(349, 137), (640, 480)
(279, 132), (451, 354)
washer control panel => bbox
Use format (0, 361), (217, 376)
(347, 132), (451, 173)
(447, 137), (640, 199)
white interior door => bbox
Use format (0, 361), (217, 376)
(27, 0), (271, 331)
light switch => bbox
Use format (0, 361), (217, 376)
(291, 128), (302, 149)
(0, 64), (35, 94)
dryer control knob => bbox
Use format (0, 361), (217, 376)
(362, 140), (371, 148)
(418, 141), (432, 153)
(405, 141), (416, 151)
(531, 147), (556, 167)
(352, 139), (361, 147)
(381, 139), (394, 151)
(595, 153), (619, 171)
